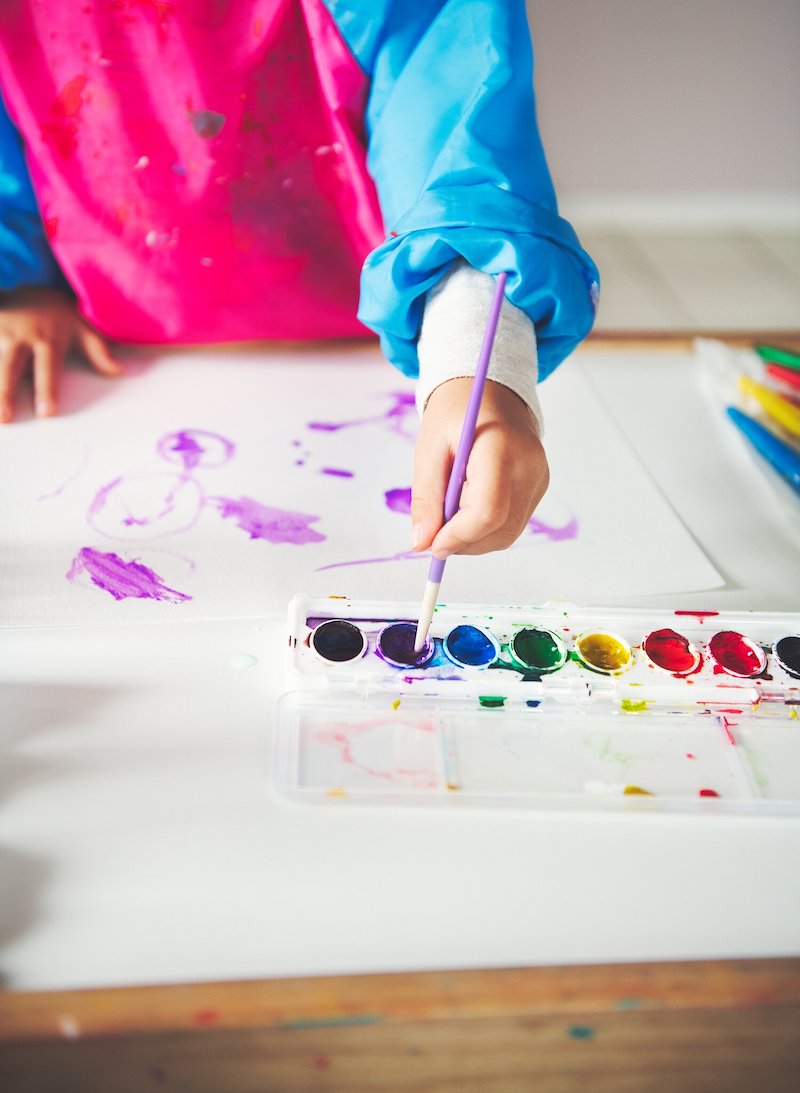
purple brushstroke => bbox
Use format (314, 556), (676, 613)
(527, 515), (579, 542)
(210, 496), (326, 544)
(87, 473), (201, 536)
(157, 429), (235, 470)
(315, 514), (578, 573)
(38, 446), (89, 501)
(87, 476), (124, 520)
(384, 487), (412, 515)
(67, 548), (191, 603)
(86, 429), (238, 543)
(320, 467), (354, 479)
(307, 391), (416, 441)
(166, 432), (206, 470)
(316, 549), (422, 572)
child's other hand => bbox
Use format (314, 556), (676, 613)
(0, 286), (121, 423)
(411, 378), (548, 558)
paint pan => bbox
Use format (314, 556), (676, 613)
(376, 622), (434, 669)
(706, 630), (766, 678)
(310, 619), (367, 664)
(510, 627), (568, 674)
(442, 624), (499, 669)
(575, 629), (633, 675)
(281, 596), (800, 816)
(641, 628), (702, 676)
(773, 635), (800, 680)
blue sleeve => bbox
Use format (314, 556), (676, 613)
(326, 0), (599, 382)
(0, 90), (66, 293)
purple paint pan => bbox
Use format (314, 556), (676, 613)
(376, 622), (434, 669)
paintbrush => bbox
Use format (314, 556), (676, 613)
(414, 270), (508, 653)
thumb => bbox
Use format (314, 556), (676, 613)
(76, 322), (123, 377)
(410, 431), (451, 552)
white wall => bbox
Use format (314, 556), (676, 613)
(528, 0), (800, 196)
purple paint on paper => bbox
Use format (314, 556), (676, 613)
(316, 512), (578, 573)
(316, 549), (422, 572)
(87, 430), (239, 543)
(211, 496), (325, 544)
(527, 515), (579, 542)
(384, 487), (412, 515)
(306, 421), (339, 433)
(166, 432), (206, 470)
(38, 446), (89, 501)
(87, 472), (198, 536)
(157, 429), (235, 470)
(320, 467), (354, 478)
(66, 548), (191, 603)
(87, 476), (124, 520)
(307, 391), (416, 442)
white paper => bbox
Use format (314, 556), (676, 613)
(0, 345), (721, 626)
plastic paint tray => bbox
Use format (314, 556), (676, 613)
(273, 596), (800, 813)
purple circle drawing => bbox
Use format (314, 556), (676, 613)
(157, 429), (236, 470)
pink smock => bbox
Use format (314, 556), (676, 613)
(0, 0), (385, 343)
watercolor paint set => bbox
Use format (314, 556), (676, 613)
(274, 595), (800, 813)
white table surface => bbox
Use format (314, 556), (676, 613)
(2, 349), (799, 992)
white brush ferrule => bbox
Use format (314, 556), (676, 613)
(414, 580), (440, 652)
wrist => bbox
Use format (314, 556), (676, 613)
(416, 259), (543, 436)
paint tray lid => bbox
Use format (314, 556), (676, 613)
(273, 690), (800, 813)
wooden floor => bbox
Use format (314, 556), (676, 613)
(1, 959), (799, 1092)
(582, 225), (800, 333)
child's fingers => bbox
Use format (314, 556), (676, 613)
(429, 463), (515, 558)
(410, 430), (452, 551)
(431, 480), (535, 557)
(77, 324), (123, 377)
(441, 481), (541, 557)
(412, 377), (549, 558)
(32, 341), (61, 417)
(429, 435), (548, 558)
(0, 342), (28, 423)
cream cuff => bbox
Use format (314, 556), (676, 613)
(416, 260), (543, 436)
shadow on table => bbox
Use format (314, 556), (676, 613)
(0, 681), (138, 983)
(0, 844), (50, 987)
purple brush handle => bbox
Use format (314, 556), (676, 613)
(427, 271), (508, 583)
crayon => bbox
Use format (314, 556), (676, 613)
(755, 344), (800, 372)
(738, 375), (800, 440)
(726, 406), (800, 495)
(765, 362), (800, 394)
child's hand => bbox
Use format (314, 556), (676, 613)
(411, 378), (548, 558)
(0, 286), (121, 423)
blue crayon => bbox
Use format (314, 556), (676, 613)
(726, 406), (800, 495)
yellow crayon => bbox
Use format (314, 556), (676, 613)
(738, 375), (800, 440)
